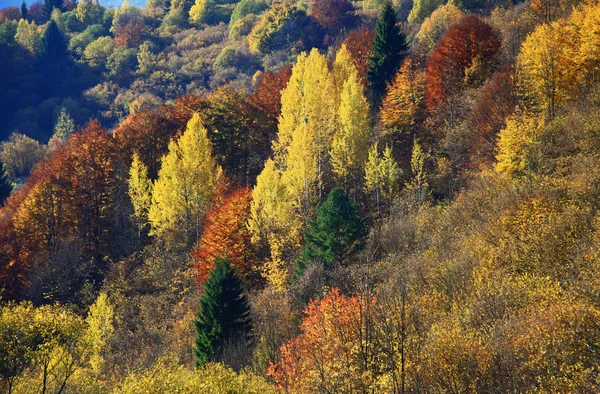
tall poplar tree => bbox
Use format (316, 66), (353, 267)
(194, 258), (251, 367)
(148, 113), (222, 242)
(128, 152), (152, 239)
(367, 1), (407, 102)
(0, 160), (13, 207)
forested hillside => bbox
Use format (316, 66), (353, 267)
(2, 0), (600, 392)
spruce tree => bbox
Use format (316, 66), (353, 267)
(296, 187), (367, 276)
(194, 258), (251, 368)
(53, 107), (75, 140)
(0, 160), (14, 207)
(21, 1), (28, 20)
(42, 0), (64, 23)
(42, 20), (67, 61)
(367, 1), (408, 102)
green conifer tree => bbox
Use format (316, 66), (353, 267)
(367, 1), (408, 102)
(21, 1), (28, 20)
(53, 107), (75, 141)
(194, 258), (252, 368)
(296, 187), (367, 276)
(0, 160), (14, 207)
(42, 20), (67, 61)
(42, 0), (64, 23)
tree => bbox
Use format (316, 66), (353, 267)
(415, 3), (463, 54)
(380, 58), (426, 133)
(364, 143), (401, 217)
(148, 113), (222, 242)
(367, 1), (407, 102)
(425, 15), (501, 112)
(296, 187), (366, 275)
(331, 67), (371, 191)
(20, 1), (28, 20)
(193, 188), (255, 286)
(128, 152), (152, 239)
(268, 288), (375, 393)
(0, 160), (13, 207)
(408, 0), (444, 24)
(85, 292), (114, 375)
(312, 0), (356, 34)
(76, 0), (103, 25)
(194, 258), (251, 367)
(41, 0), (63, 23)
(15, 19), (41, 54)
(53, 107), (76, 141)
(342, 27), (375, 85)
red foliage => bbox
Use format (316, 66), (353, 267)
(469, 67), (517, 166)
(342, 27), (375, 84)
(114, 108), (180, 178)
(113, 21), (145, 48)
(312, 0), (357, 33)
(425, 15), (501, 112)
(247, 65), (293, 120)
(28, 3), (43, 23)
(167, 94), (206, 127)
(0, 7), (22, 23)
(193, 187), (256, 286)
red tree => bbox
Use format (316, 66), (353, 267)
(193, 187), (256, 286)
(469, 67), (517, 166)
(247, 65), (293, 120)
(312, 0), (357, 33)
(425, 15), (501, 112)
(342, 27), (375, 85)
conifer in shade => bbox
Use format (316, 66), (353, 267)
(21, 1), (28, 20)
(367, 1), (408, 103)
(0, 160), (14, 207)
(194, 258), (251, 367)
(296, 187), (367, 276)
(41, 0), (64, 23)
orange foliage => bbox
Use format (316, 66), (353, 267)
(343, 27), (375, 84)
(269, 288), (374, 393)
(193, 187), (255, 286)
(114, 109), (180, 178)
(425, 15), (501, 112)
(113, 21), (144, 48)
(312, 0), (356, 33)
(248, 65), (293, 120)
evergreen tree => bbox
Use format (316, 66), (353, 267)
(367, 1), (408, 102)
(42, 0), (64, 23)
(296, 187), (367, 275)
(0, 160), (14, 207)
(21, 1), (28, 20)
(53, 107), (75, 140)
(41, 20), (67, 61)
(194, 258), (252, 368)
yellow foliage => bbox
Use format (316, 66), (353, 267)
(495, 113), (545, 176)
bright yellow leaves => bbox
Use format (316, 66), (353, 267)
(148, 113), (222, 242)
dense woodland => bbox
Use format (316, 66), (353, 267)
(2, 0), (600, 391)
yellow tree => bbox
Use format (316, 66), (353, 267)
(249, 159), (301, 290)
(149, 113), (222, 242)
(380, 59), (426, 134)
(85, 292), (114, 376)
(495, 113), (545, 176)
(364, 143), (401, 217)
(331, 69), (371, 193)
(128, 152), (152, 239)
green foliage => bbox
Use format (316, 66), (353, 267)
(296, 187), (367, 275)
(367, 1), (408, 101)
(53, 107), (76, 140)
(68, 24), (106, 56)
(408, 0), (444, 24)
(42, 0), (64, 24)
(76, 0), (104, 26)
(0, 160), (13, 207)
(247, 2), (306, 53)
(229, 0), (267, 28)
(15, 19), (41, 54)
(195, 258), (251, 367)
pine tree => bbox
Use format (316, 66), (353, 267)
(194, 258), (251, 367)
(41, 20), (67, 61)
(21, 1), (28, 20)
(296, 187), (366, 275)
(42, 0), (64, 23)
(53, 107), (75, 141)
(367, 1), (407, 102)
(0, 160), (13, 207)
(128, 152), (153, 239)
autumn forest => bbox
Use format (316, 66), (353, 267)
(1, 0), (600, 391)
